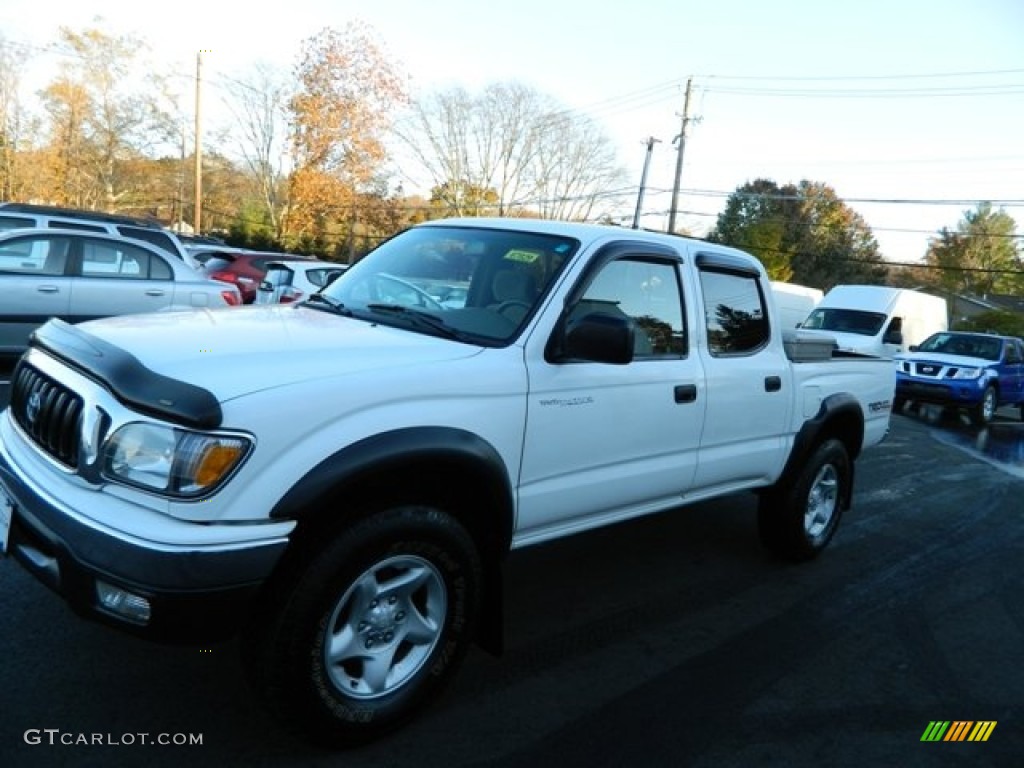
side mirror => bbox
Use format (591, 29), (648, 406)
(558, 312), (635, 365)
(883, 329), (903, 345)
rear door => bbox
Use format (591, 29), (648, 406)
(0, 233), (73, 364)
(68, 237), (176, 321)
(691, 252), (791, 491)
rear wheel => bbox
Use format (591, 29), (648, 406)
(243, 506), (481, 746)
(759, 438), (850, 561)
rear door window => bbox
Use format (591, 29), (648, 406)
(80, 240), (170, 280)
(306, 268), (346, 288)
(117, 226), (181, 260)
(698, 267), (770, 356)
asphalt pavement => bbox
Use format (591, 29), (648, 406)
(0, 390), (1022, 767)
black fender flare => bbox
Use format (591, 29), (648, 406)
(768, 393), (865, 510)
(269, 426), (515, 655)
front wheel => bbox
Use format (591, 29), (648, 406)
(971, 385), (997, 427)
(243, 506), (482, 746)
(759, 438), (850, 562)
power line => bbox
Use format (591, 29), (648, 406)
(698, 68), (1024, 82)
(645, 185), (1024, 208)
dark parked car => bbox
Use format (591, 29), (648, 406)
(894, 331), (1024, 425)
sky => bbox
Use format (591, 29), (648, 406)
(1, 0), (1022, 266)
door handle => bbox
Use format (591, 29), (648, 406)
(37, 285), (59, 293)
(674, 384), (697, 403)
(145, 289), (166, 296)
(764, 376), (782, 392)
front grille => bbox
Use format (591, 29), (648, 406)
(10, 362), (83, 467)
(912, 362), (944, 377)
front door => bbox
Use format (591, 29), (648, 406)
(0, 234), (73, 364)
(515, 244), (705, 546)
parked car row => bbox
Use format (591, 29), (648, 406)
(0, 203), (347, 372)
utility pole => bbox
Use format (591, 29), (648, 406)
(632, 136), (661, 229)
(177, 118), (186, 231)
(193, 50), (208, 234)
(667, 77), (695, 234)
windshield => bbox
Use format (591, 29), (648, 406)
(321, 225), (578, 344)
(802, 307), (887, 337)
(917, 333), (1002, 360)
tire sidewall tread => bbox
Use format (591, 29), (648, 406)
(759, 438), (850, 562)
(244, 505), (481, 745)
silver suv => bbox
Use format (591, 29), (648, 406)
(0, 203), (199, 269)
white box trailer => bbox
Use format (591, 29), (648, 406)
(770, 281), (823, 330)
(800, 285), (948, 357)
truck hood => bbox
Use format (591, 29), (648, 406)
(73, 305), (483, 400)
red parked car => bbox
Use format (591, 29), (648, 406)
(190, 247), (317, 304)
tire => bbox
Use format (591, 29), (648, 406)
(892, 396), (906, 414)
(971, 386), (997, 427)
(243, 505), (482, 746)
(758, 438), (850, 562)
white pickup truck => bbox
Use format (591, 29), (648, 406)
(0, 218), (894, 744)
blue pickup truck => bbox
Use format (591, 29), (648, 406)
(894, 331), (1024, 425)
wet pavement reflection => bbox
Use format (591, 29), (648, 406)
(897, 403), (1024, 478)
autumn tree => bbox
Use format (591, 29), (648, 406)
(708, 179), (887, 289)
(0, 35), (35, 200)
(285, 22), (407, 253)
(924, 202), (1022, 298)
(38, 25), (176, 211)
(394, 81), (628, 221)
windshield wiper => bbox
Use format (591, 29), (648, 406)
(365, 303), (470, 341)
(302, 294), (352, 316)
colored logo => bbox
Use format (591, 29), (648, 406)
(921, 721), (996, 742)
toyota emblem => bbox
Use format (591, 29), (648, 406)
(26, 392), (42, 426)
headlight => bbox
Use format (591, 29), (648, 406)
(103, 422), (251, 497)
(949, 367), (982, 380)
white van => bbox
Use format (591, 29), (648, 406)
(770, 281), (823, 329)
(800, 285), (948, 357)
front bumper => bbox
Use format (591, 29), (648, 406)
(0, 438), (290, 644)
(895, 376), (985, 407)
